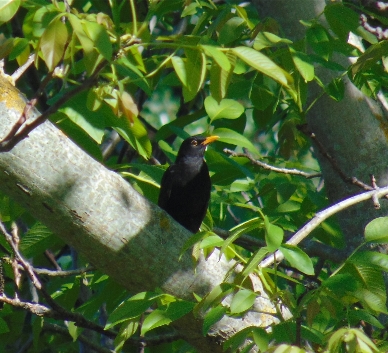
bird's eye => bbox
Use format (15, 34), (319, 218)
(191, 140), (198, 146)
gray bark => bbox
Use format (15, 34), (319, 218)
(0, 75), (281, 352)
(256, 0), (388, 252)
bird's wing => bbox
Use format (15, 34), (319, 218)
(158, 165), (176, 209)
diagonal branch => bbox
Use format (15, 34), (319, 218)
(260, 186), (388, 268)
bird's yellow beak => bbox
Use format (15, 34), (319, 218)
(202, 135), (219, 146)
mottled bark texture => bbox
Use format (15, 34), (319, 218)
(0, 75), (280, 352)
(256, 0), (388, 252)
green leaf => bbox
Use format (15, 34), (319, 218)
(106, 292), (158, 329)
(194, 283), (234, 316)
(202, 305), (227, 335)
(141, 301), (195, 335)
(326, 77), (345, 101)
(218, 17), (245, 45)
(242, 247), (269, 276)
(253, 31), (292, 51)
(212, 128), (257, 153)
(350, 251), (388, 272)
(114, 319), (139, 352)
(264, 216), (283, 252)
(306, 25), (332, 60)
(364, 217), (388, 243)
(231, 46), (293, 87)
(348, 309), (384, 329)
(223, 326), (255, 352)
(221, 218), (262, 256)
(67, 322), (82, 342)
(325, 4), (360, 41)
(205, 96), (244, 121)
(199, 235), (224, 249)
(230, 289), (256, 314)
(0, 0), (20, 25)
(290, 48), (314, 82)
(251, 327), (269, 352)
(40, 16), (69, 70)
(109, 115), (152, 160)
(50, 112), (103, 161)
(20, 222), (63, 258)
(171, 56), (187, 86)
(83, 20), (112, 61)
(180, 231), (213, 259)
(351, 41), (388, 76)
(280, 244), (314, 275)
(201, 45), (231, 71)
(183, 49), (206, 102)
(59, 91), (106, 143)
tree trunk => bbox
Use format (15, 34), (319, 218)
(0, 75), (281, 352)
(256, 0), (388, 252)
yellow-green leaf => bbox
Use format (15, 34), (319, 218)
(40, 16), (69, 71)
(0, 0), (20, 25)
(232, 46), (293, 87)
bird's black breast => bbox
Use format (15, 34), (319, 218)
(158, 161), (211, 233)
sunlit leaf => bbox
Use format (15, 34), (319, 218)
(40, 16), (69, 70)
(204, 96), (244, 121)
(202, 45), (231, 70)
(118, 91), (138, 123)
(171, 56), (187, 86)
(280, 244), (314, 275)
(290, 48), (314, 82)
(232, 46), (293, 87)
(106, 292), (158, 329)
(0, 0), (20, 25)
(83, 20), (112, 60)
(364, 217), (388, 243)
(141, 301), (195, 335)
(264, 216), (283, 252)
(212, 128), (257, 153)
(230, 289), (256, 314)
(218, 17), (245, 45)
(203, 305), (227, 335)
(183, 49), (206, 102)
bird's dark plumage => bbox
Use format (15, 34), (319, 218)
(158, 135), (219, 233)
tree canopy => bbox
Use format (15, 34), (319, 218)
(1, 0), (388, 352)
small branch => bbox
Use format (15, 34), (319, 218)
(0, 222), (41, 290)
(11, 54), (36, 83)
(34, 266), (94, 277)
(223, 149), (321, 179)
(360, 13), (388, 40)
(299, 125), (387, 197)
(260, 186), (388, 268)
(0, 60), (107, 152)
(43, 323), (114, 353)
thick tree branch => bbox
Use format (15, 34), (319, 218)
(0, 74), (282, 352)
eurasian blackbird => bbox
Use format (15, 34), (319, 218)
(158, 135), (219, 233)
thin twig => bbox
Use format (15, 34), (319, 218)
(260, 185), (388, 268)
(298, 125), (388, 197)
(11, 54), (36, 83)
(223, 149), (321, 179)
(34, 266), (94, 277)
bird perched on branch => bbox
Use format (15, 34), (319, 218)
(158, 135), (219, 233)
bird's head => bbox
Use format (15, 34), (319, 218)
(176, 135), (219, 161)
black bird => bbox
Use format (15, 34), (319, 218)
(158, 135), (219, 233)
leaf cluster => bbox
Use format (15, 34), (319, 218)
(0, 0), (388, 352)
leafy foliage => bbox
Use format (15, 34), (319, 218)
(0, 0), (388, 352)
